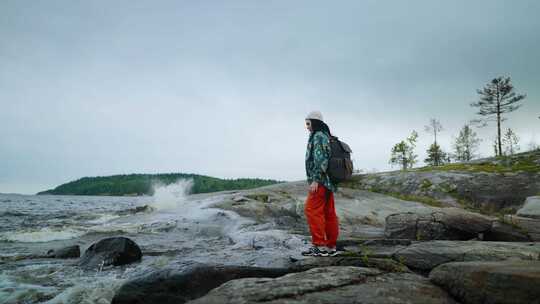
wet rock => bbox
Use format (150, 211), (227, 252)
(79, 237), (142, 269)
(517, 196), (540, 219)
(385, 207), (493, 240)
(430, 259), (540, 304)
(187, 266), (457, 304)
(46, 245), (80, 258)
(394, 240), (540, 271)
(111, 263), (292, 304)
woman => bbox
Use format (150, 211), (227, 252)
(302, 111), (339, 257)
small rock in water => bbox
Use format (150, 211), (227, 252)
(115, 204), (155, 216)
(79, 236), (142, 269)
(46, 245), (80, 258)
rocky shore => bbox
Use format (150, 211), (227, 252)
(18, 151), (540, 303)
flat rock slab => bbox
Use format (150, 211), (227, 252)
(187, 266), (457, 304)
(338, 239), (412, 259)
(394, 240), (540, 271)
(385, 207), (493, 241)
(291, 256), (409, 273)
(430, 260), (540, 304)
(517, 196), (540, 219)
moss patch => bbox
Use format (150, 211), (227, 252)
(417, 153), (540, 174)
(420, 179), (433, 191)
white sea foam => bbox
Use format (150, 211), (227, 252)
(0, 227), (85, 243)
(43, 276), (125, 304)
(86, 214), (121, 224)
(150, 179), (193, 210)
(0, 273), (58, 304)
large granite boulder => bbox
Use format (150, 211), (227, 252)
(79, 237), (142, 269)
(213, 182), (431, 239)
(503, 214), (540, 241)
(394, 241), (540, 271)
(516, 196), (540, 219)
(483, 220), (532, 242)
(385, 207), (493, 240)
(430, 260), (540, 304)
(341, 150), (540, 212)
(112, 263), (292, 304)
(187, 266), (457, 304)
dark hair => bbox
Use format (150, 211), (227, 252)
(309, 119), (332, 137)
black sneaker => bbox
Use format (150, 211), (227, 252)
(301, 246), (328, 257)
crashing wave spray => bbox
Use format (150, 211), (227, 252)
(150, 179), (193, 210)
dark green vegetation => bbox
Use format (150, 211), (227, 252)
(37, 173), (282, 196)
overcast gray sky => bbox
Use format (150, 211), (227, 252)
(1, 1), (539, 194)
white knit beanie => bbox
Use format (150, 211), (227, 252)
(306, 110), (324, 122)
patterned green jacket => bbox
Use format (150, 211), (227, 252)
(305, 131), (337, 193)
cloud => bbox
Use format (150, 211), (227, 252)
(1, 0), (539, 193)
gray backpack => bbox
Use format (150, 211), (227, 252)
(328, 136), (353, 183)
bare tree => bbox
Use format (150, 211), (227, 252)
(470, 76), (526, 156)
(527, 141), (539, 152)
(493, 138), (499, 157)
(502, 128), (520, 155)
(424, 118), (443, 145)
(452, 124), (481, 161)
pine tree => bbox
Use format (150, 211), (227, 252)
(452, 125), (481, 161)
(502, 128), (520, 155)
(470, 76), (526, 156)
(425, 143), (449, 166)
(390, 131), (418, 170)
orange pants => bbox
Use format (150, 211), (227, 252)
(304, 184), (339, 248)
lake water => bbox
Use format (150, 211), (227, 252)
(0, 183), (306, 304)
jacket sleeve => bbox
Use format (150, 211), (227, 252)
(312, 132), (331, 183)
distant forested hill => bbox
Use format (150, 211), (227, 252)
(37, 173), (283, 196)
